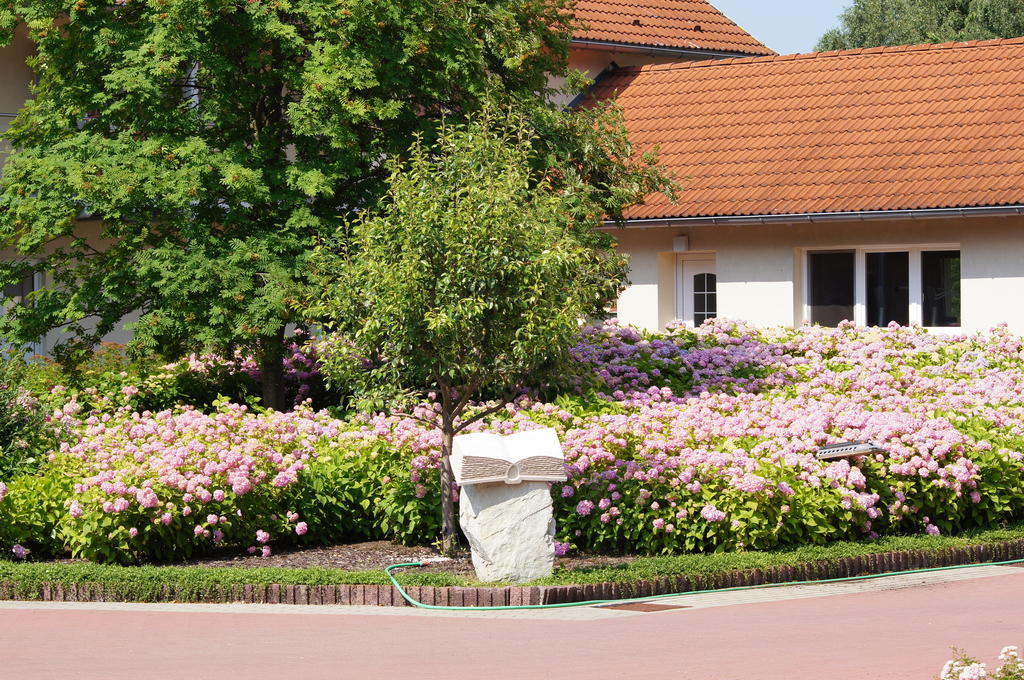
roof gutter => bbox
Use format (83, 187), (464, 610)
(570, 38), (761, 61)
(607, 205), (1024, 228)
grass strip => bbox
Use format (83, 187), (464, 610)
(0, 562), (471, 601)
(0, 523), (1022, 602)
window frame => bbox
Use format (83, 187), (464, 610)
(800, 244), (961, 331)
(674, 253), (717, 327)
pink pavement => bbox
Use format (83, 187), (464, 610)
(3, 572), (1023, 680)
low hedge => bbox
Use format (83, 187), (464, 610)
(536, 522), (1024, 585)
(1, 523), (1022, 604)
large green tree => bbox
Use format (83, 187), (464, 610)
(0, 0), (662, 409)
(817, 0), (1024, 51)
(307, 109), (643, 552)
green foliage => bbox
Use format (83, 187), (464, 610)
(288, 438), (442, 546)
(23, 344), (262, 414)
(308, 109), (635, 415)
(0, 0), (666, 408)
(817, 0), (1024, 51)
(0, 470), (72, 555)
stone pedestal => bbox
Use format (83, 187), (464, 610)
(459, 481), (556, 583)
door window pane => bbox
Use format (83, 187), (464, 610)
(922, 250), (961, 327)
(866, 252), (909, 326)
(693, 273), (717, 326)
(808, 251), (854, 327)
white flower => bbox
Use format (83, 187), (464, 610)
(958, 662), (987, 680)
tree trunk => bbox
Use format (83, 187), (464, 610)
(259, 326), (289, 412)
(439, 425), (458, 557)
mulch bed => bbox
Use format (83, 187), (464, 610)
(177, 540), (635, 577)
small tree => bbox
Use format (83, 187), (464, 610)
(307, 109), (651, 553)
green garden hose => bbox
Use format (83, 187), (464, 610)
(384, 557), (1024, 611)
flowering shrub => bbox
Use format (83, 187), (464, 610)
(48, 400), (340, 563)
(569, 319), (799, 402)
(293, 433), (443, 546)
(941, 645), (1024, 680)
(21, 336), (334, 417)
(3, 319), (1024, 563)
(0, 353), (59, 479)
(331, 320), (1024, 555)
(553, 321), (1024, 553)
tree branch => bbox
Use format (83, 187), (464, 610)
(453, 390), (518, 434)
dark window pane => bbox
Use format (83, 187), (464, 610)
(692, 273), (717, 325)
(922, 250), (961, 327)
(809, 251), (854, 327)
(866, 252), (909, 326)
(2, 273), (34, 303)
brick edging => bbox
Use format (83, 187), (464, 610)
(2, 539), (1022, 607)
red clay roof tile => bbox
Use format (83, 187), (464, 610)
(572, 0), (773, 56)
(587, 38), (1024, 220)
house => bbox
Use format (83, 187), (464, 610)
(591, 37), (1024, 334)
(4, 1), (1022, 344)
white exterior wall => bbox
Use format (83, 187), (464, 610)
(612, 215), (1024, 334)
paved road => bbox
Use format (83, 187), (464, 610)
(2, 566), (1023, 680)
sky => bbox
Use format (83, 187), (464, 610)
(711, 0), (853, 55)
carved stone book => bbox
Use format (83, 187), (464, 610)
(451, 428), (567, 486)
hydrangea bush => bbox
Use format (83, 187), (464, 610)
(48, 400), (338, 563)
(3, 319), (1024, 563)
(341, 320), (1024, 554)
(941, 645), (1024, 680)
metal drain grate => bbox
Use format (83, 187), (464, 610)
(597, 602), (690, 612)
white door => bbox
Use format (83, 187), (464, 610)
(680, 259), (717, 327)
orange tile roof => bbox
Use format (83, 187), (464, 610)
(572, 0), (774, 56)
(587, 38), (1024, 221)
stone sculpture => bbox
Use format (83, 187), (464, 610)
(451, 428), (567, 583)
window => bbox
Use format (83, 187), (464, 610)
(693, 272), (717, 325)
(865, 252), (909, 326)
(921, 251), (961, 328)
(2, 271), (35, 304)
(805, 247), (961, 328)
(808, 251), (854, 327)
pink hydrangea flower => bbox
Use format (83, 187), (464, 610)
(701, 504), (727, 523)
